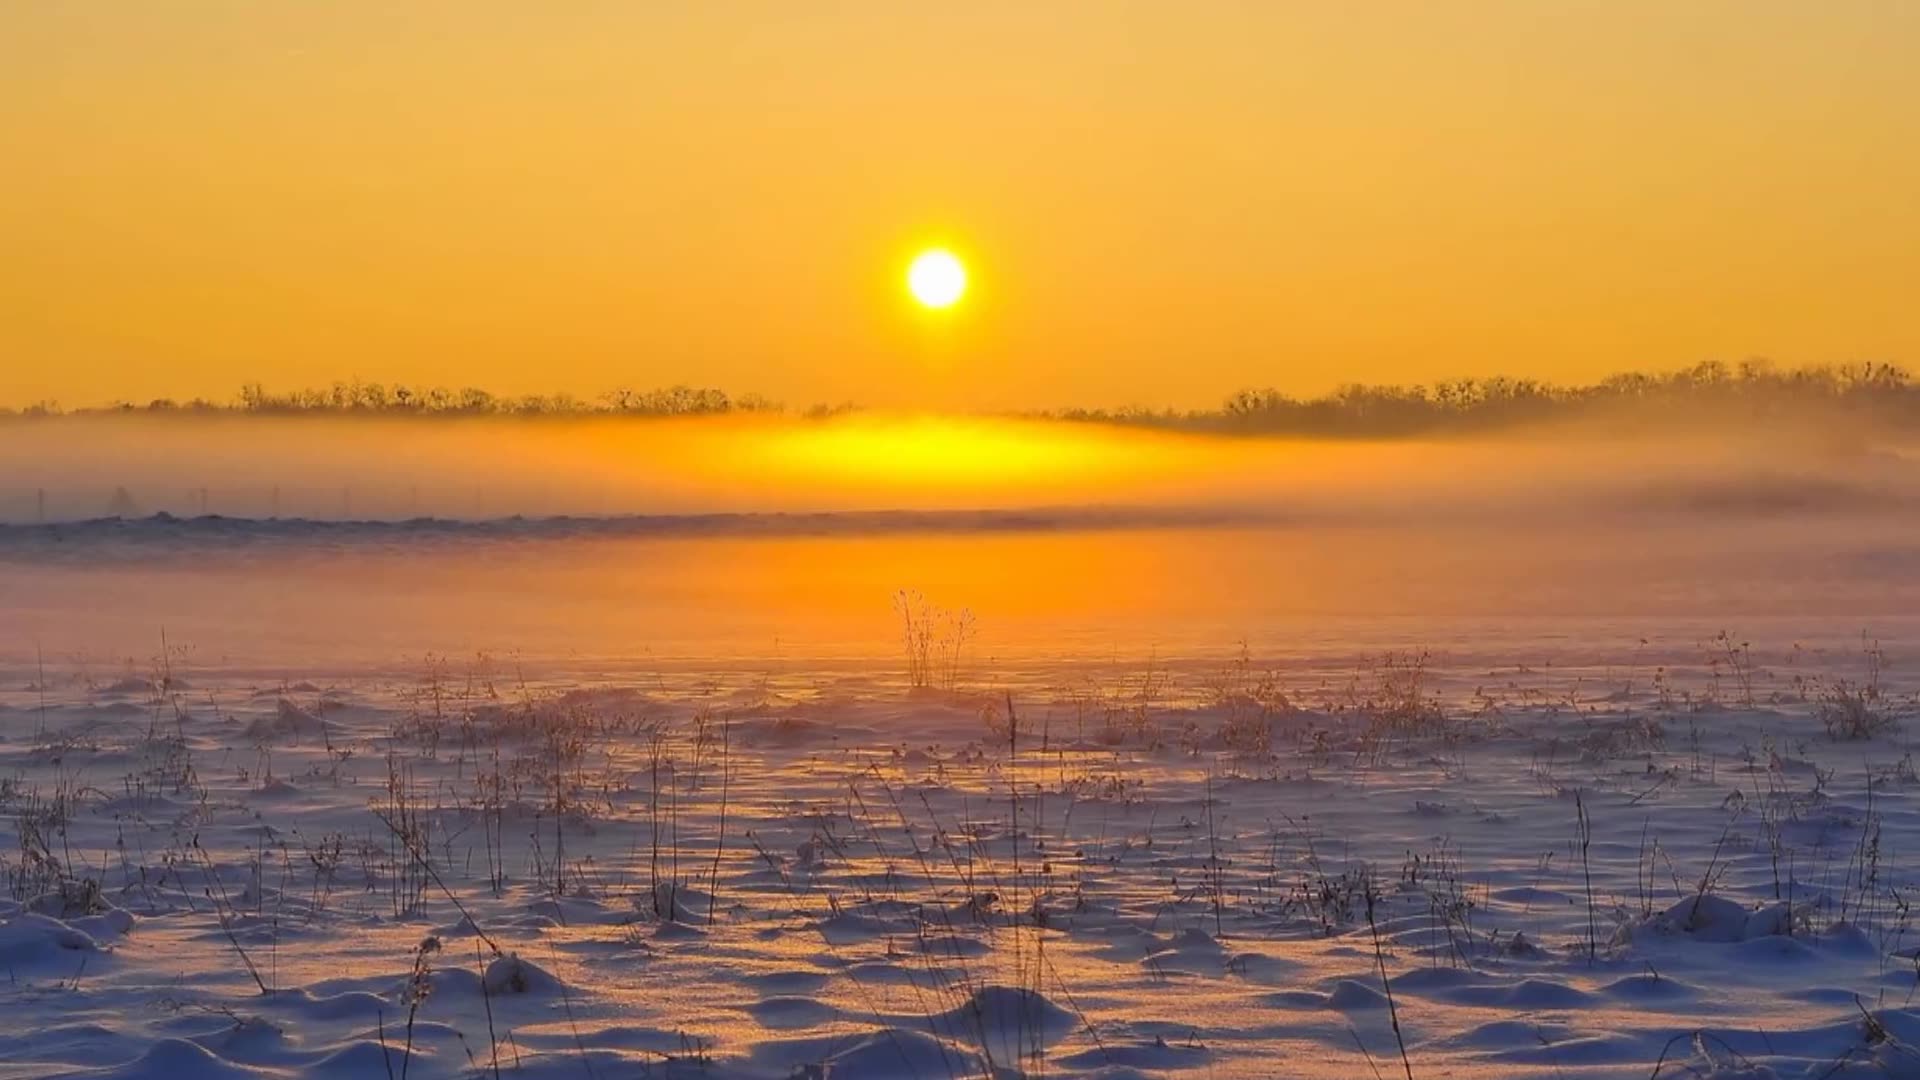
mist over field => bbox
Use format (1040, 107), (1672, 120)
(5, 365), (1919, 524)
(5, 392), (1919, 667)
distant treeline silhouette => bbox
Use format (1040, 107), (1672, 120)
(4, 382), (807, 419)
(3, 361), (1915, 435)
(1048, 360), (1920, 436)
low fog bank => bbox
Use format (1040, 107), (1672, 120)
(0, 409), (1915, 528)
(2, 410), (1917, 668)
(10, 361), (1913, 525)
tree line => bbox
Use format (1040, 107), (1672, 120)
(1043, 361), (1918, 436)
(3, 361), (1915, 435)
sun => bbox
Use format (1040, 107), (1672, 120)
(907, 249), (967, 309)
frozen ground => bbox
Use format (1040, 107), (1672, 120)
(5, 629), (1920, 1079)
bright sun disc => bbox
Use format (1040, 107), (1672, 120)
(907, 249), (967, 309)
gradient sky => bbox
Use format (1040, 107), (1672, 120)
(3, 2), (1917, 410)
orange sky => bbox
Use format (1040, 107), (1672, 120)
(3, 3), (1917, 410)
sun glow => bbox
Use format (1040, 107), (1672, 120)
(906, 249), (967, 309)
(734, 414), (1232, 510)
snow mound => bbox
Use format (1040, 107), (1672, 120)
(1056, 1037), (1212, 1071)
(482, 952), (562, 995)
(931, 985), (1078, 1063)
(243, 698), (332, 740)
(24, 879), (120, 921)
(821, 1027), (983, 1078)
(306, 1040), (407, 1078)
(67, 1037), (280, 1079)
(1645, 895), (1797, 943)
(1325, 979), (1389, 1010)
(747, 995), (839, 1029)
(0, 912), (104, 965)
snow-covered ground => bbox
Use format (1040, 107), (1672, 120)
(5, 624), (1920, 1079)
